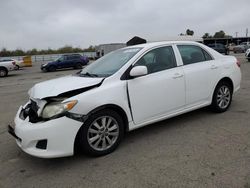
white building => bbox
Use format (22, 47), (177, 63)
(95, 43), (126, 58)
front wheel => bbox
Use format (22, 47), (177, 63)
(48, 66), (56, 72)
(0, 68), (8, 77)
(77, 109), (124, 156)
(210, 81), (232, 113)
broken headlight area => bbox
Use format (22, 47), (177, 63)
(41, 100), (77, 119)
(20, 98), (81, 123)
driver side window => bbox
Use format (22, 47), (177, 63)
(135, 46), (177, 74)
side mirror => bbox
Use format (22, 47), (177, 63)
(129, 66), (148, 78)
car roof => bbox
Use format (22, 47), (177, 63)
(125, 41), (203, 50)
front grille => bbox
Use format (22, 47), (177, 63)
(20, 100), (42, 123)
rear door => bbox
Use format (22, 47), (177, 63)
(65, 56), (74, 68)
(176, 45), (220, 107)
(127, 45), (185, 125)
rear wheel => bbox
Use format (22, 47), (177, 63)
(77, 109), (124, 156)
(0, 68), (8, 77)
(75, 63), (82, 69)
(15, 65), (20, 70)
(210, 81), (232, 113)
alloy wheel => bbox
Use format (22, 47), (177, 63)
(87, 116), (119, 151)
(217, 85), (231, 109)
(0, 70), (6, 77)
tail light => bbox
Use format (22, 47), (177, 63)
(236, 59), (240, 68)
(12, 61), (16, 65)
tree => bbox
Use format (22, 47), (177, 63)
(202, 33), (212, 39)
(213, 30), (226, 38)
(186, 29), (194, 36)
(83, 45), (95, 52)
(0, 48), (11, 57)
(0, 45), (96, 57)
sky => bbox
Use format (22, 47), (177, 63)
(0, 0), (249, 50)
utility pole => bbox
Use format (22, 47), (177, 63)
(235, 32), (238, 38)
(246, 28), (248, 37)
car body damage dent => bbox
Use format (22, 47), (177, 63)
(28, 75), (105, 99)
(51, 80), (104, 99)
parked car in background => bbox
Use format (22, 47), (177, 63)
(207, 43), (228, 55)
(228, 43), (236, 51)
(240, 42), (250, 46)
(41, 54), (89, 72)
(9, 41), (241, 158)
(246, 48), (250, 62)
(0, 59), (16, 77)
(0, 58), (24, 70)
(233, 45), (248, 53)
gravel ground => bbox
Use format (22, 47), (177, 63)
(0, 53), (249, 188)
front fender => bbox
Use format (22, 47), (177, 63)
(67, 80), (132, 122)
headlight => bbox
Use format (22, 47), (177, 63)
(42, 63), (48, 67)
(41, 100), (77, 119)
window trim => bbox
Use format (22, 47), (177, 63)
(121, 44), (178, 80)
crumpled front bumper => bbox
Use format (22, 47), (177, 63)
(10, 106), (83, 158)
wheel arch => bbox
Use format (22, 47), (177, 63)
(73, 104), (129, 153)
(211, 77), (234, 101)
(0, 66), (8, 72)
(85, 104), (129, 132)
(216, 77), (234, 92)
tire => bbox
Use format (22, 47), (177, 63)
(15, 65), (20, 70)
(210, 81), (233, 113)
(74, 63), (82, 69)
(77, 109), (124, 156)
(0, 68), (8, 77)
(248, 59), (250, 62)
(48, 66), (56, 72)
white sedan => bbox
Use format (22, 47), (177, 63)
(0, 59), (16, 77)
(8, 41), (241, 158)
(0, 58), (25, 70)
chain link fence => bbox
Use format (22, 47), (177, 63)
(0, 52), (96, 63)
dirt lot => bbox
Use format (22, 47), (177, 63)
(0, 54), (250, 188)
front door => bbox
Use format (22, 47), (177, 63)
(128, 46), (185, 125)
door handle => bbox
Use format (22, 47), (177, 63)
(173, 73), (183, 79)
(211, 65), (218, 69)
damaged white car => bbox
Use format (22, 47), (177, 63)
(8, 41), (241, 158)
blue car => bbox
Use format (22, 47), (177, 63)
(41, 54), (89, 72)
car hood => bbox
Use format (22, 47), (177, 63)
(43, 61), (55, 66)
(28, 75), (104, 99)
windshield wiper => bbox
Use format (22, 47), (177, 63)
(80, 72), (99, 77)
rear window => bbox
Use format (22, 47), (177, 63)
(177, 45), (213, 65)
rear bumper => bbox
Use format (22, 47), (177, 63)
(10, 106), (83, 158)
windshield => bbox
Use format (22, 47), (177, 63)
(80, 48), (141, 77)
(56, 56), (65, 61)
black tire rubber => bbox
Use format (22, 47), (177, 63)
(210, 81), (233, 113)
(15, 65), (20, 70)
(248, 59), (250, 62)
(0, 68), (8, 77)
(48, 66), (56, 72)
(77, 109), (124, 157)
(75, 63), (82, 69)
